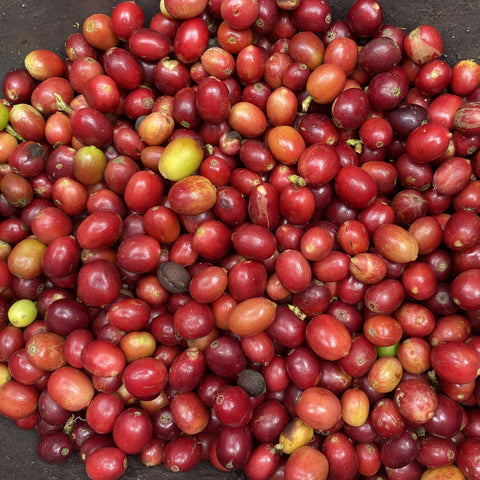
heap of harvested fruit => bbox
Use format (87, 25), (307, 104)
(0, 0), (480, 479)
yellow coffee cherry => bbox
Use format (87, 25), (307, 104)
(8, 299), (38, 328)
(0, 363), (11, 387)
(277, 418), (314, 454)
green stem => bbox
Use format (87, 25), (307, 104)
(288, 304), (307, 320)
(346, 138), (363, 153)
(62, 414), (76, 435)
(54, 93), (73, 114)
(301, 94), (313, 113)
(287, 174), (307, 188)
(5, 124), (23, 141)
(205, 143), (214, 155)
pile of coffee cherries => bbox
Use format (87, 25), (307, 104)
(0, 0), (480, 479)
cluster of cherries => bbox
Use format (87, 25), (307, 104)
(0, 0), (480, 479)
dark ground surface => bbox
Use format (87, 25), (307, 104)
(0, 1), (480, 479)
